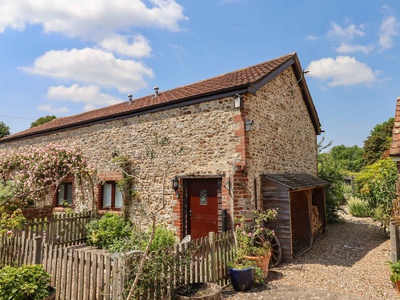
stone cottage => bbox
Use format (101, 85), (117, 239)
(0, 53), (327, 260)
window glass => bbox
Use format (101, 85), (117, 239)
(115, 185), (123, 208)
(57, 185), (65, 205)
(103, 183), (112, 207)
(57, 183), (73, 206)
(66, 184), (73, 205)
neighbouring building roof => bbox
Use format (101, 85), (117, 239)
(262, 173), (330, 191)
(0, 52), (321, 143)
(390, 97), (400, 157)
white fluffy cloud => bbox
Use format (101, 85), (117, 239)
(379, 16), (399, 50)
(0, 0), (187, 111)
(0, 0), (187, 40)
(336, 43), (374, 54)
(47, 84), (123, 111)
(99, 34), (152, 58)
(21, 48), (154, 93)
(307, 56), (377, 87)
(327, 23), (365, 40)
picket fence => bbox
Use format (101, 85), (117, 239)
(0, 213), (236, 300)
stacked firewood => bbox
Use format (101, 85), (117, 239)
(312, 205), (323, 236)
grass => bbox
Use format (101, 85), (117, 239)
(347, 197), (372, 218)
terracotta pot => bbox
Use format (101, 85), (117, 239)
(396, 280), (400, 293)
(243, 251), (272, 278)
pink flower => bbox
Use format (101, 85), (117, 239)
(7, 230), (12, 235)
(248, 233), (252, 237)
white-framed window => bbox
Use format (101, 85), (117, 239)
(101, 181), (123, 210)
(57, 183), (73, 206)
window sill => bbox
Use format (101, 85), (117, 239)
(98, 209), (123, 215)
(53, 207), (72, 212)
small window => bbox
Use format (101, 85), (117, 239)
(101, 181), (123, 210)
(57, 183), (73, 206)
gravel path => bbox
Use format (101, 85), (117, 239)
(223, 208), (398, 299)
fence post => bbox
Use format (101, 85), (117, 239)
(209, 232), (216, 283)
(34, 236), (43, 264)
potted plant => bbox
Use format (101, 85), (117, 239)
(227, 209), (278, 291)
(236, 209), (277, 278)
(227, 258), (256, 292)
(0, 264), (55, 300)
(387, 260), (400, 293)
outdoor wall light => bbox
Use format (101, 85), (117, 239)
(172, 176), (179, 197)
(234, 93), (242, 108)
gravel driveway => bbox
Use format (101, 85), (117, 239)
(223, 208), (397, 299)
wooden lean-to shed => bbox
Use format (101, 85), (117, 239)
(261, 173), (330, 263)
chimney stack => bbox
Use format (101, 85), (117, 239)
(128, 94), (133, 104)
(154, 86), (159, 98)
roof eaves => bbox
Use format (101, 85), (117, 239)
(0, 84), (251, 143)
(248, 57), (295, 95)
(262, 173), (330, 191)
(292, 55), (322, 135)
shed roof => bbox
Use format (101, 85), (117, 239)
(390, 96), (400, 157)
(262, 173), (330, 191)
(0, 52), (321, 143)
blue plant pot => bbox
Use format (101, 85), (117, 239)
(227, 267), (254, 292)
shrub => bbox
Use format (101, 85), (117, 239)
(318, 153), (345, 222)
(348, 197), (371, 217)
(145, 225), (176, 252)
(0, 264), (50, 300)
(86, 213), (177, 253)
(356, 157), (397, 232)
(86, 212), (132, 251)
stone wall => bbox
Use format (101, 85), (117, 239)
(0, 97), (241, 230)
(0, 66), (318, 234)
(244, 66), (318, 210)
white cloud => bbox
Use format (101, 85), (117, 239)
(379, 16), (399, 50)
(0, 0), (187, 40)
(307, 56), (377, 87)
(336, 43), (374, 54)
(327, 22), (365, 40)
(306, 35), (318, 41)
(37, 104), (70, 114)
(47, 84), (123, 111)
(21, 48), (154, 93)
(100, 34), (151, 58)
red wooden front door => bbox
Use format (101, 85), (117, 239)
(187, 179), (218, 239)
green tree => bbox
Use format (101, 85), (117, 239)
(318, 152), (346, 223)
(330, 144), (364, 172)
(362, 117), (394, 166)
(30, 115), (56, 128)
(0, 121), (10, 138)
(356, 157), (397, 232)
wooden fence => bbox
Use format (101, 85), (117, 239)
(43, 244), (130, 300)
(20, 211), (95, 245)
(0, 214), (236, 300)
(0, 212), (95, 267)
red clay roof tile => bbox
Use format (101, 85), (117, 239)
(390, 97), (400, 156)
(1, 52), (317, 142)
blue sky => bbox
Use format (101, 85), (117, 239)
(0, 0), (399, 149)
